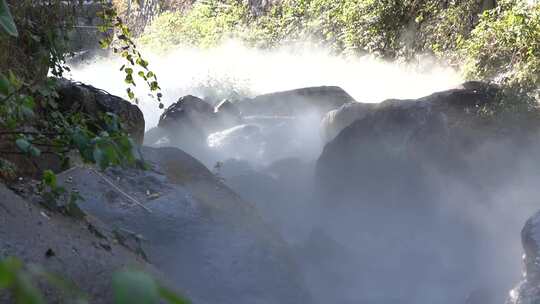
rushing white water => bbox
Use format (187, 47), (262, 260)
(68, 41), (462, 129)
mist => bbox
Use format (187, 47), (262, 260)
(66, 42), (538, 304)
(68, 41), (462, 130)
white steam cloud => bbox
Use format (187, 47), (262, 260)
(68, 41), (462, 129)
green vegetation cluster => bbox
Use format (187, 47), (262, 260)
(0, 0), (164, 179)
(0, 257), (189, 304)
(139, 0), (540, 99)
(1, 1), (188, 303)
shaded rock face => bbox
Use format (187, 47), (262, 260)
(317, 83), (514, 206)
(146, 95), (217, 163)
(523, 212), (540, 284)
(57, 146), (311, 304)
(159, 95), (215, 131)
(507, 211), (540, 304)
(314, 83), (540, 303)
(57, 80), (145, 144)
(234, 86), (355, 117)
(0, 185), (158, 303)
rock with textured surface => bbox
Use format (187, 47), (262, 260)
(507, 210), (540, 304)
(0, 184), (161, 303)
(56, 146), (311, 304)
(314, 82), (540, 304)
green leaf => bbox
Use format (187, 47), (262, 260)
(158, 286), (190, 304)
(0, 258), (18, 288)
(127, 88), (135, 100)
(29, 146), (41, 157)
(13, 272), (45, 304)
(0, 73), (10, 96)
(42, 170), (57, 188)
(0, 0), (18, 37)
(15, 138), (30, 153)
(113, 271), (160, 304)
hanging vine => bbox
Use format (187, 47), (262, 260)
(97, 0), (164, 109)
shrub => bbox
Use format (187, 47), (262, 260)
(139, 0), (251, 50)
(460, 0), (540, 98)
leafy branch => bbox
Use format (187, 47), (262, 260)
(97, 0), (164, 109)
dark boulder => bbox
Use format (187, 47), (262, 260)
(235, 86), (356, 117)
(522, 210), (540, 284)
(57, 80), (145, 144)
(147, 95), (218, 164)
(158, 95), (215, 131)
(315, 82), (540, 304)
(315, 82), (529, 207)
(507, 210), (540, 304)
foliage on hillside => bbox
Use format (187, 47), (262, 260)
(462, 0), (540, 98)
(139, 0), (539, 98)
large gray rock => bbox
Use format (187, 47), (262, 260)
(507, 210), (540, 304)
(235, 86), (355, 117)
(56, 146), (311, 304)
(314, 82), (540, 304)
(316, 82), (518, 206)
